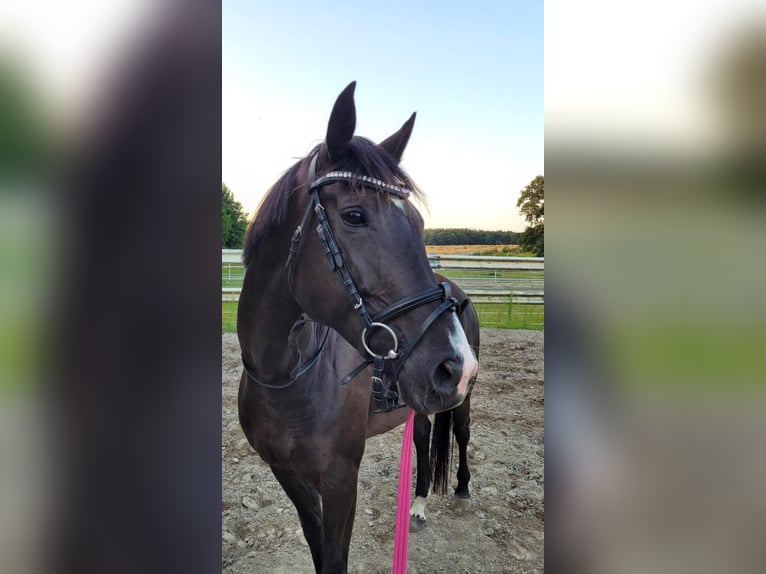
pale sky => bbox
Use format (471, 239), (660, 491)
(223, 1), (543, 232)
(3, 1), (763, 231)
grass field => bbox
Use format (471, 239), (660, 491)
(224, 244), (544, 332)
(472, 302), (544, 329)
(223, 301), (238, 333)
(223, 300), (543, 333)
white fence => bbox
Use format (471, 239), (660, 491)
(223, 249), (543, 305)
(429, 254), (544, 305)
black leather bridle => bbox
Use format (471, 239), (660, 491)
(281, 153), (459, 412)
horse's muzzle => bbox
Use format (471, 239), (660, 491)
(402, 325), (478, 414)
(428, 348), (478, 410)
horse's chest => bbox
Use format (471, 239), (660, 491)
(253, 431), (298, 467)
(247, 403), (332, 469)
(240, 367), (369, 471)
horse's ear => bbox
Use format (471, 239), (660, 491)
(325, 81), (357, 162)
(379, 112), (416, 163)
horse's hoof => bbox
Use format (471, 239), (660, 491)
(452, 495), (472, 511)
(410, 514), (427, 530)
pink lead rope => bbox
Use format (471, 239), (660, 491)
(392, 409), (415, 574)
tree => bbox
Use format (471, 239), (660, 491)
(517, 176), (544, 256)
(517, 175), (544, 225)
(222, 183), (249, 248)
(423, 229), (520, 245)
(518, 223), (544, 257)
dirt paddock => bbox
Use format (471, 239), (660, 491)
(222, 328), (544, 573)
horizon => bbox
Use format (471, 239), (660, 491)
(223, 181), (533, 233)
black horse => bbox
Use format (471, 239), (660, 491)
(237, 82), (479, 573)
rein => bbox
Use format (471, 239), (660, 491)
(280, 153), (459, 412)
(241, 319), (329, 390)
(393, 410), (415, 574)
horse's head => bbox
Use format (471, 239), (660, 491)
(288, 82), (478, 414)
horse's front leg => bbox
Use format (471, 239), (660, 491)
(270, 466), (324, 573)
(319, 459), (362, 574)
(452, 395), (473, 508)
(410, 414), (432, 530)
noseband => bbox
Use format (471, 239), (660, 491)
(283, 153), (459, 412)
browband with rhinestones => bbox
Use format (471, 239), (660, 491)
(309, 171), (412, 198)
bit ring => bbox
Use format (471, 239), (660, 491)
(362, 322), (399, 360)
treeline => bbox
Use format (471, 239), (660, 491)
(424, 228), (519, 245)
(222, 183), (249, 249)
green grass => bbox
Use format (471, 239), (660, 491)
(473, 302), (544, 330)
(222, 273), (244, 289)
(223, 301), (238, 333)
(223, 300), (543, 333)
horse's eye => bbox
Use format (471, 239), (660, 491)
(341, 209), (366, 226)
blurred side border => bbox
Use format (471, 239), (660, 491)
(0, 1), (222, 573)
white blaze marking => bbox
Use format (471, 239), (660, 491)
(391, 198), (407, 213)
(449, 315), (478, 397)
(410, 496), (428, 520)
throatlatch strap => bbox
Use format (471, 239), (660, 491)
(241, 323), (328, 390)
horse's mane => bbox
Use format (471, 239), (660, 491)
(242, 137), (425, 265)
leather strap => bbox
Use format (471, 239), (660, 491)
(372, 283), (451, 325)
(241, 323), (329, 390)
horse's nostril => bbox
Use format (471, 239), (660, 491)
(433, 359), (460, 389)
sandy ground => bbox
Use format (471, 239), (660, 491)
(222, 328), (544, 573)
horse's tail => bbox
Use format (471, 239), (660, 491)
(429, 409), (454, 496)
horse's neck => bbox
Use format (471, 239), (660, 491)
(238, 254), (303, 380)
